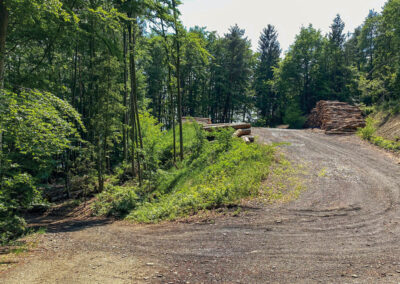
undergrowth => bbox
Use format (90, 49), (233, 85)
(93, 123), (277, 223)
(357, 117), (400, 152)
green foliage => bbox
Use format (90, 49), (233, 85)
(357, 117), (377, 140)
(255, 25), (281, 125)
(370, 136), (400, 151)
(0, 173), (35, 243)
(283, 101), (306, 129)
(0, 89), (83, 243)
(358, 117), (400, 152)
(93, 185), (138, 218)
(92, 121), (275, 223)
(1, 89), (83, 158)
(127, 134), (274, 223)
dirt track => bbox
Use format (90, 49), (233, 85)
(1, 129), (400, 283)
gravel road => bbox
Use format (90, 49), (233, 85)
(2, 129), (400, 283)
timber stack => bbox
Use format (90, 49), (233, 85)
(183, 117), (254, 143)
(203, 123), (254, 143)
(306, 100), (366, 134)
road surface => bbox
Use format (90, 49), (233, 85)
(2, 129), (400, 283)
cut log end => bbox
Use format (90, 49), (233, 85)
(233, 128), (251, 137)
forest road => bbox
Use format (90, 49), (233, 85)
(1, 128), (400, 283)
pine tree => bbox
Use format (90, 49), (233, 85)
(255, 25), (281, 125)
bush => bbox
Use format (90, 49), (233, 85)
(0, 211), (27, 245)
(357, 117), (376, 140)
(0, 173), (36, 243)
(92, 185), (138, 217)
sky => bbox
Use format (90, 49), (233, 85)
(180, 0), (388, 53)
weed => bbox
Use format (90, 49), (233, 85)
(318, 168), (328, 177)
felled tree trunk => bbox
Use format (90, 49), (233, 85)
(233, 128), (251, 137)
(203, 123), (251, 132)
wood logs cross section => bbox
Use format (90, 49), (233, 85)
(306, 101), (366, 135)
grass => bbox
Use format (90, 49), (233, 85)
(93, 123), (284, 223)
(260, 154), (307, 203)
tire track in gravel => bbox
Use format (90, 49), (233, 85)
(1, 129), (400, 283)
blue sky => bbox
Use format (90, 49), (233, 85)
(180, 0), (387, 53)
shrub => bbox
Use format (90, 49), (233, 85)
(93, 185), (138, 217)
(0, 173), (36, 243)
(357, 117), (376, 140)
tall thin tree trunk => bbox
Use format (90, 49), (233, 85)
(71, 44), (78, 108)
(123, 28), (129, 162)
(0, 0), (8, 184)
(0, 0), (8, 88)
(172, 0), (184, 161)
(160, 19), (176, 163)
(128, 19), (142, 185)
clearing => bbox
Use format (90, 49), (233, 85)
(1, 128), (400, 283)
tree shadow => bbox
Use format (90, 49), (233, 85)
(29, 218), (114, 234)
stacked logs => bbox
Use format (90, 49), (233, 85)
(203, 123), (254, 143)
(306, 101), (366, 134)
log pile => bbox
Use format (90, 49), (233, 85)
(306, 101), (366, 134)
(203, 123), (254, 143)
(182, 117), (256, 143)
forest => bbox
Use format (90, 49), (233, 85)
(0, 0), (399, 243)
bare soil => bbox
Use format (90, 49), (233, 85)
(2, 129), (400, 284)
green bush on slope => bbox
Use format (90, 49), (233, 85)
(357, 117), (400, 151)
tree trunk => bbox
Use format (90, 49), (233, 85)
(172, 0), (184, 161)
(0, 0), (8, 184)
(122, 28), (128, 162)
(0, 0), (9, 88)
(128, 19), (142, 185)
(160, 19), (176, 164)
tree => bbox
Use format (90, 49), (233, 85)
(0, 89), (83, 242)
(274, 25), (326, 113)
(326, 14), (353, 102)
(222, 24), (253, 122)
(254, 25), (281, 125)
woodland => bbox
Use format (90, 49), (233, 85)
(0, 0), (399, 242)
